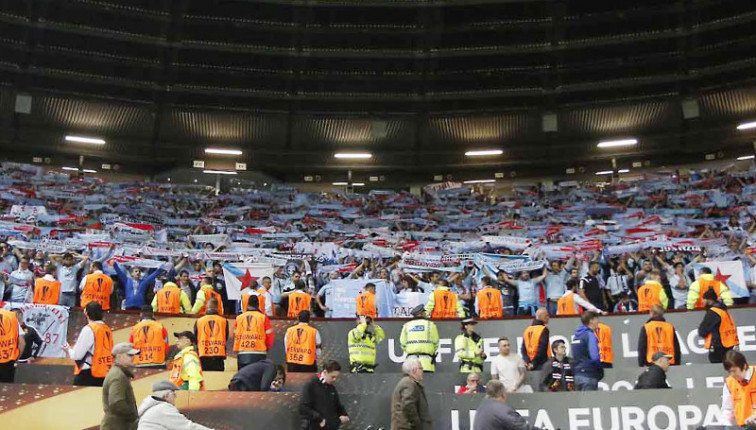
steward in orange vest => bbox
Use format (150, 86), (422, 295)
(129, 305), (169, 368)
(721, 350), (756, 427)
(637, 305), (681, 367)
(34, 265), (61, 305)
(191, 280), (225, 316)
(80, 262), (113, 311)
(233, 295), (274, 370)
(698, 290), (740, 364)
(194, 298), (228, 372)
(0, 308), (24, 383)
(424, 281), (465, 319)
(67, 302), (113, 387)
(595, 322), (614, 368)
(152, 282), (191, 314)
(284, 284), (312, 319)
(520, 308), (551, 370)
(284, 310), (322, 373)
(355, 283), (377, 319)
(637, 270), (669, 312)
(475, 283), (503, 319)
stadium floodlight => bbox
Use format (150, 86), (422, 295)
(203, 170), (237, 175)
(736, 121), (756, 130)
(334, 153), (372, 159)
(61, 166), (79, 171)
(352, 183), (365, 186)
(65, 135), (106, 145)
(82, 169), (97, 173)
(465, 149), (503, 157)
(597, 139), (638, 148)
(205, 148), (242, 155)
(617, 169), (630, 173)
(463, 179), (496, 184)
(737, 155), (755, 160)
(332, 182), (348, 186)
(595, 170), (614, 175)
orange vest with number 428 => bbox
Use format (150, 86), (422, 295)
(33, 278), (61, 305)
(644, 320), (676, 365)
(233, 311), (267, 353)
(197, 314), (227, 357)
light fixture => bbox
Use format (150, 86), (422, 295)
(463, 179), (496, 184)
(465, 149), (503, 157)
(203, 170), (237, 175)
(82, 169), (97, 173)
(352, 182), (365, 186)
(61, 166), (79, 171)
(597, 139), (638, 148)
(65, 135), (106, 145)
(736, 121), (756, 130)
(205, 148), (242, 155)
(617, 169), (630, 173)
(595, 170), (614, 175)
(334, 152), (372, 159)
(332, 182), (348, 186)
(737, 155), (755, 160)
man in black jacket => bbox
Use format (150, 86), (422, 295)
(299, 360), (349, 430)
(228, 359), (285, 392)
(634, 351), (672, 389)
(697, 289), (740, 363)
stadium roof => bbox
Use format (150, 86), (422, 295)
(1, 0), (756, 183)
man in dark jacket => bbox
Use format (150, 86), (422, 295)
(390, 356), (432, 430)
(102, 342), (139, 430)
(228, 359), (285, 392)
(637, 305), (681, 367)
(697, 289), (740, 363)
(473, 380), (543, 430)
(520, 308), (550, 370)
(634, 351), (672, 390)
(299, 360), (349, 430)
(571, 311), (603, 391)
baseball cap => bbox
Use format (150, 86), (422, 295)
(152, 380), (179, 392)
(410, 305), (426, 317)
(652, 351), (672, 361)
(112, 342), (140, 356)
(461, 318), (478, 325)
(174, 331), (197, 344)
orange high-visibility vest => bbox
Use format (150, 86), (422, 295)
(33, 278), (61, 305)
(233, 311), (267, 353)
(476, 287), (503, 319)
(0, 310), (20, 363)
(644, 320), (676, 365)
(81, 273), (113, 311)
(241, 289), (266, 315)
(355, 292), (377, 318)
(197, 314), (227, 357)
(638, 282), (663, 312)
(285, 323), (318, 366)
(74, 323), (113, 378)
(523, 325), (551, 361)
(197, 285), (224, 315)
(556, 293), (583, 316)
(595, 323), (614, 364)
(695, 278), (722, 309)
(705, 307), (740, 349)
(725, 366), (756, 426)
(169, 349), (205, 391)
(130, 320), (167, 366)
(430, 289), (458, 319)
(287, 291), (312, 318)
(157, 286), (182, 314)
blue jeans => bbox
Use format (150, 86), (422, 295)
(517, 305), (537, 316)
(547, 300), (558, 316)
(59, 292), (76, 308)
(575, 374), (599, 391)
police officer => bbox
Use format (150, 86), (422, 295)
(698, 289), (740, 363)
(400, 305), (439, 372)
(455, 318), (486, 374)
(348, 314), (385, 373)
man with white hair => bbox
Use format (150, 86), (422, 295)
(390, 357), (432, 430)
(472, 380), (543, 430)
(137, 380), (212, 430)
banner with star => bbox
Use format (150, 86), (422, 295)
(693, 261), (748, 298)
(221, 262), (275, 300)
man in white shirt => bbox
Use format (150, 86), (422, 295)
(62, 302), (111, 386)
(490, 337), (532, 393)
(55, 252), (88, 308)
(9, 256), (34, 303)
